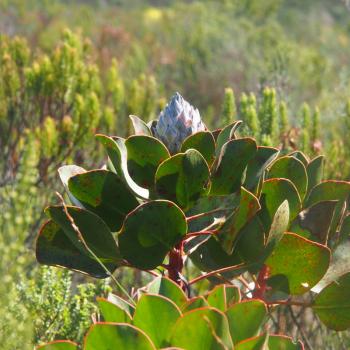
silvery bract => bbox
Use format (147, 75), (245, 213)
(154, 92), (206, 154)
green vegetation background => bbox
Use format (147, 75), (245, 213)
(2, 0), (350, 348)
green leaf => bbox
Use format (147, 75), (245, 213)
(181, 131), (216, 166)
(339, 214), (350, 243)
(215, 120), (242, 155)
(107, 293), (135, 317)
(170, 307), (233, 350)
(133, 294), (181, 348)
(186, 193), (239, 233)
(219, 187), (260, 254)
(58, 165), (86, 206)
(118, 200), (187, 269)
(97, 297), (132, 323)
(312, 239), (350, 293)
(37, 211), (121, 278)
(37, 341), (78, 350)
(211, 138), (257, 195)
(268, 335), (303, 350)
(306, 155), (324, 194)
(155, 149), (210, 210)
(244, 146), (279, 193)
(266, 233), (330, 295)
(234, 217), (266, 269)
(189, 235), (242, 273)
(125, 135), (170, 188)
(259, 178), (301, 231)
(181, 297), (208, 312)
(313, 272), (350, 331)
(305, 181), (350, 237)
(226, 300), (267, 344)
(84, 323), (156, 350)
(305, 180), (350, 208)
(68, 170), (139, 231)
(146, 277), (188, 308)
(267, 156), (308, 201)
(206, 284), (241, 311)
(290, 200), (337, 243)
(129, 115), (152, 136)
(264, 200), (290, 255)
(289, 151), (309, 166)
(37, 220), (111, 277)
(96, 134), (149, 199)
(235, 334), (268, 350)
(46, 205), (121, 264)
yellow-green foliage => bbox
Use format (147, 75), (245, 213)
(221, 87), (236, 126)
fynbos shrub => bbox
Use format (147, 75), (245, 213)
(36, 93), (350, 349)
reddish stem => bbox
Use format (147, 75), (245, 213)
(252, 264), (270, 299)
(167, 243), (185, 289)
(184, 230), (218, 239)
(186, 208), (231, 222)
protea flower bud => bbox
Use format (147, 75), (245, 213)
(154, 92), (206, 154)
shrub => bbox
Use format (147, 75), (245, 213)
(36, 93), (350, 348)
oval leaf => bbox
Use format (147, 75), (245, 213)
(306, 155), (324, 194)
(181, 131), (216, 166)
(84, 323), (156, 350)
(267, 156), (308, 201)
(219, 187), (260, 254)
(68, 170), (139, 231)
(211, 138), (257, 195)
(46, 205), (121, 264)
(266, 233), (330, 295)
(129, 115), (152, 136)
(306, 180), (350, 208)
(226, 299), (267, 344)
(155, 149), (210, 210)
(58, 165), (86, 206)
(97, 297), (132, 323)
(215, 121), (243, 155)
(313, 272), (350, 331)
(259, 178), (301, 231)
(125, 135), (170, 188)
(118, 200), (187, 269)
(146, 277), (188, 308)
(206, 284), (241, 311)
(36, 220), (116, 278)
(133, 294), (181, 348)
(96, 134), (149, 199)
(244, 146), (279, 193)
(170, 307), (233, 350)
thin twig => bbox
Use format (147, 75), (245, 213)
(186, 208), (232, 222)
(188, 263), (246, 285)
(288, 305), (314, 350)
(267, 300), (312, 307)
(185, 230), (218, 239)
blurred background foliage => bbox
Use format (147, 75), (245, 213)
(2, 0), (350, 349)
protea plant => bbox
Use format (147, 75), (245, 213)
(153, 92), (206, 154)
(36, 93), (350, 349)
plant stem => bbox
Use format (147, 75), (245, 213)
(188, 263), (246, 285)
(267, 300), (312, 307)
(167, 243), (186, 290)
(252, 265), (269, 299)
(186, 208), (232, 222)
(185, 230), (218, 239)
